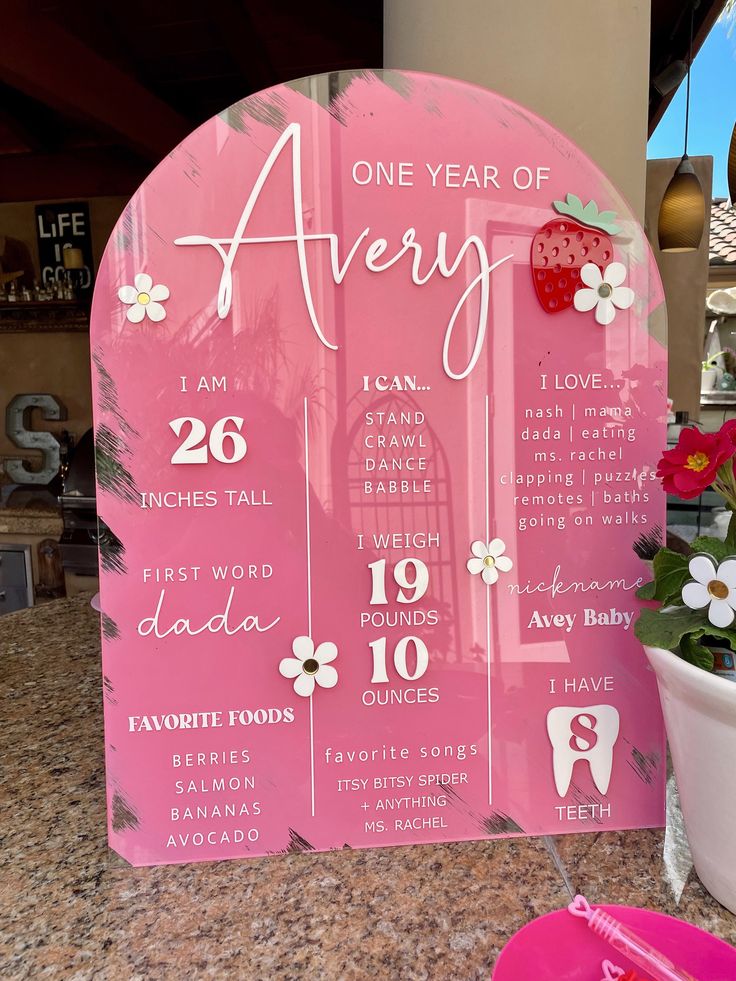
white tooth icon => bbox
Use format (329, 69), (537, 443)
(546, 704), (620, 797)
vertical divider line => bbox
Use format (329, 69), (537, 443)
(304, 396), (315, 817)
(304, 397), (312, 637)
(485, 394), (492, 806)
(309, 694), (315, 818)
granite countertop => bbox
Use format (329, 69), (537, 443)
(0, 496), (63, 537)
(1, 598), (735, 979)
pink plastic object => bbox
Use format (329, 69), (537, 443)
(601, 958), (648, 981)
(601, 961), (625, 981)
(492, 904), (736, 981)
(568, 896), (699, 981)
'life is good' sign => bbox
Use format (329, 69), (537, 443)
(91, 71), (667, 866)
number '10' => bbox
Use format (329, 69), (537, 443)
(367, 558), (430, 684)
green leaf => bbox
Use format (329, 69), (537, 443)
(651, 548), (691, 605)
(634, 606), (708, 649)
(553, 199), (575, 219)
(634, 608), (736, 673)
(597, 220), (622, 235)
(552, 193), (584, 221)
(552, 192), (582, 216)
(689, 537), (733, 562)
(636, 580), (656, 600)
(589, 209), (622, 235)
(552, 193), (621, 234)
(688, 624), (736, 647)
(681, 634), (716, 672)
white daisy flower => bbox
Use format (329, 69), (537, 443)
(681, 554), (736, 628)
(279, 636), (338, 697)
(573, 262), (634, 326)
(118, 273), (169, 323)
(467, 539), (513, 585)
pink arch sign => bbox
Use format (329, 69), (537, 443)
(91, 70), (667, 866)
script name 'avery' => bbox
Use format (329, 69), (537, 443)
(174, 123), (513, 380)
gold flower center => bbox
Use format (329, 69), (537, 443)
(483, 555), (496, 568)
(303, 658), (320, 675)
(597, 283), (613, 299)
(708, 579), (729, 600)
(685, 451), (709, 472)
(137, 292), (151, 305)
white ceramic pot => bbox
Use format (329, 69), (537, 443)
(701, 368), (718, 392)
(645, 645), (736, 914)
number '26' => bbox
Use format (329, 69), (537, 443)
(169, 416), (247, 464)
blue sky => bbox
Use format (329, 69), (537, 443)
(648, 18), (736, 198)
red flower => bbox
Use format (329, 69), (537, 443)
(657, 427), (735, 499)
(721, 418), (736, 447)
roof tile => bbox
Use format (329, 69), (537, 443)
(710, 201), (736, 265)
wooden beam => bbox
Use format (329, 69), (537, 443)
(211, 0), (277, 92)
(648, 0), (727, 137)
(0, 84), (57, 153)
(0, 2), (190, 161)
(0, 110), (36, 153)
(0, 147), (147, 201)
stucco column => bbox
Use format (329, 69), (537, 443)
(384, 0), (651, 221)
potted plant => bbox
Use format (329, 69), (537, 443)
(701, 352), (725, 393)
(635, 421), (736, 914)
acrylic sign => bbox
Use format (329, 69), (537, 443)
(91, 71), (667, 866)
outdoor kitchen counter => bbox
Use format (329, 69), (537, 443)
(1, 598), (735, 980)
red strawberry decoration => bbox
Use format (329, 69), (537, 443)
(531, 194), (621, 313)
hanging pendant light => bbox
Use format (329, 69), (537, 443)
(658, 156), (705, 251)
(658, 2), (705, 253)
